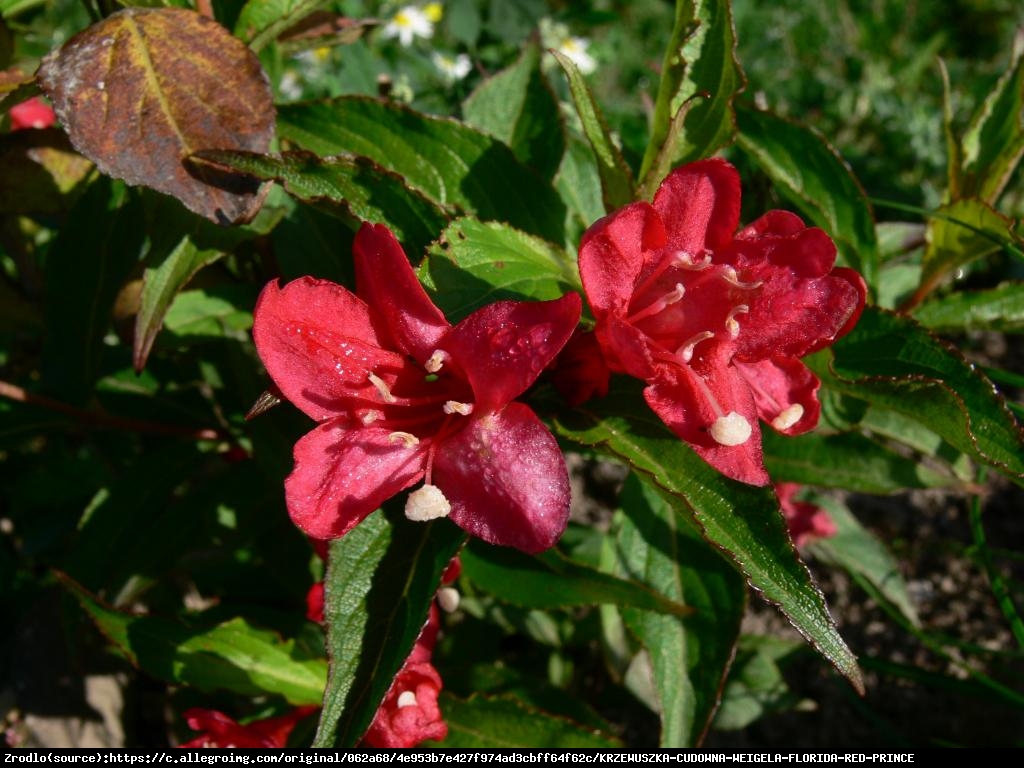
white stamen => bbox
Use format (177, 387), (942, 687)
(710, 412), (753, 446)
(443, 400), (474, 416)
(721, 266), (763, 290)
(360, 409), (385, 425)
(677, 331), (715, 363)
(425, 349), (449, 373)
(673, 250), (712, 270)
(396, 691), (418, 709)
(771, 404), (805, 431)
(437, 587), (461, 613)
(367, 372), (397, 403)
(725, 304), (750, 338)
(627, 283), (686, 323)
(388, 431), (420, 448)
(405, 484), (451, 522)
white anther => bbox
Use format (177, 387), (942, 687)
(725, 304), (750, 338)
(437, 587), (461, 613)
(664, 283), (686, 304)
(388, 431), (420, 448)
(360, 409), (385, 425)
(425, 349), (449, 373)
(397, 691), (418, 709)
(405, 484), (451, 522)
(677, 331), (715, 363)
(673, 250), (712, 270)
(771, 404), (805, 431)
(443, 400), (474, 416)
(721, 266), (763, 290)
(710, 412), (753, 446)
(367, 372), (397, 403)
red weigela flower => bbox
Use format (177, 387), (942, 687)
(776, 482), (838, 547)
(577, 159), (865, 485)
(179, 706), (316, 748)
(253, 223), (581, 552)
(8, 97), (56, 131)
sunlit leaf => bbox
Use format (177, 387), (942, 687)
(38, 7), (274, 223)
(234, 0), (333, 51)
(913, 281), (1024, 333)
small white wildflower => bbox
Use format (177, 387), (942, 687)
(382, 6), (434, 47)
(278, 71), (302, 101)
(558, 36), (597, 74)
(431, 52), (472, 82)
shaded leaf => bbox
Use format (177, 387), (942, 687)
(556, 137), (605, 245)
(640, 0), (743, 185)
(38, 7), (274, 224)
(736, 105), (879, 291)
(190, 149), (448, 258)
(431, 693), (620, 748)
(713, 636), (804, 731)
(61, 574), (326, 705)
(315, 508), (465, 748)
(460, 537), (692, 617)
(913, 282), (1024, 333)
(277, 97), (565, 244)
(763, 429), (959, 493)
(0, 127), (94, 214)
(808, 495), (920, 627)
(551, 49), (635, 212)
(809, 306), (1024, 484)
(234, 0), (333, 51)
(616, 474), (746, 746)
(463, 42), (564, 181)
(545, 379), (862, 691)
(419, 216), (581, 322)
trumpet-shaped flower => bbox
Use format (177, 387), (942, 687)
(179, 707), (316, 748)
(253, 223), (580, 552)
(576, 159), (865, 485)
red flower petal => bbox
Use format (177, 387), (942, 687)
(434, 403), (571, 553)
(734, 357), (821, 436)
(363, 661), (447, 748)
(550, 329), (612, 406)
(353, 222), (449, 365)
(652, 158), (741, 255)
(179, 707), (315, 749)
(253, 277), (400, 422)
(285, 421), (426, 539)
(9, 97), (56, 131)
(443, 293), (581, 411)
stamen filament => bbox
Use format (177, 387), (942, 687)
(387, 431), (420, 448)
(725, 304), (750, 338)
(692, 373), (753, 447)
(627, 283), (686, 323)
(367, 372), (397, 403)
(676, 331), (715, 363)
(673, 249), (712, 270)
(721, 266), (763, 290)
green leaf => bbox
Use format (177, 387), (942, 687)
(556, 137), (606, 245)
(42, 178), (146, 404)
(763, 429), (959, 493)
(545, 379), (863, 692)
(234, 0), (332, 51)
(810, 306), (1024, 484)
(808, 496), (920, 627)
(163, 287), (256, 339)
(462, 42), (565, 181)
(190, 149), (449, 259)
(736, 105), (879, 292)
(431, 693), (621, 748)
(913, 198), (1015, 307)
(315, 508), (465, 748)
(913, 282), (1024, 333)
(446, 0), (481, 46)
(277, 97), (565, 244)
(61, 574), (326, 705)
(551, 49), (636, 212)
(960, 34), (1024, 203)
(418, 217), (582, 322)
(639, 0), (743, 185)
(713, 636), (804, 731)
(460, 538), (692, 618)
(616, 474), (746, 747)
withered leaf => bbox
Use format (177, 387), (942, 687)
(37, 7), (275, 225)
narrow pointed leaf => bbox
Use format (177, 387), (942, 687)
(736, 105), (879, 291)
(913, 281), (1024, 333)
(60, 574), (326, 705)
(418, 217), (581, 322)
(315, 508), (465, 748)
(551, 50), (635, 212)
(463, 42), (565, 181)
(616, 474), (746, 747)
(431, 694), (620, 748)
(277, 97), (565, 243)
(189, 149), (448, 258)
(640, 0), (743, 182)
(459, 538), (692, 617)
(545, 380), (863, 691)
(809, 306), (1024, 484)
(37, 7), (274, 224)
